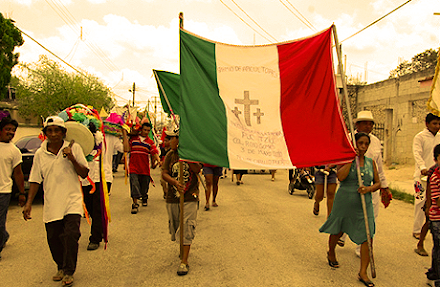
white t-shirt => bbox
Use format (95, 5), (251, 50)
(0, 142), (22, 193)
(29, 140), (88, 223)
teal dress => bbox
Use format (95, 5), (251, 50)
(319, 157), (375, 244)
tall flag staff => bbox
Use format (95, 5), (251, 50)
(178, 11), (185, 260)
(332, 25), (376, 278)
(152, 70), (208, 192)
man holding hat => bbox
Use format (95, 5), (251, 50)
(23, 116), (89, 287)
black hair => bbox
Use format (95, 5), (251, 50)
(142, 122), (152, 129)
(0, 117), (18, 131)
(426, 113), (440, 124)
(355, 132), (370, 143)
(434, 144), (440, 160)
(165, 135), (179, 140)
(42, 125), (67, 135)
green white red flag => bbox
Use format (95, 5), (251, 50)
(179, 26), (355, 168)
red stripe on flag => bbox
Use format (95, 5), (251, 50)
(278, 27), (355, 167)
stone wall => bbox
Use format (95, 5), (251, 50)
(353, 68), (435, 165)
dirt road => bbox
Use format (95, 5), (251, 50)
(0, 168), (431, 286)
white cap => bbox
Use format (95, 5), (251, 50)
(44, 116), (66, 129)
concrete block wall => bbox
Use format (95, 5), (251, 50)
(354, 68), (435, 165)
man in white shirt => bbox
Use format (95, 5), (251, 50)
(82, 131), (123, 251)
(0, 116), (25, 260)
(23, 116), (89, 287)
(413, 113), (440, 240)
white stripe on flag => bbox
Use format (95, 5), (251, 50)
(216, 44), (294, 169)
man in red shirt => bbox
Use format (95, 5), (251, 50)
(123, 122), (160, 214)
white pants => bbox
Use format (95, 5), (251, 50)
(413, 180), (427, 234)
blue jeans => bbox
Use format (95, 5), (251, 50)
(0, 193), (11, 253)
(129, 174), (151, 200)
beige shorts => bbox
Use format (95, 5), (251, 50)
(166, 201), (198, 245)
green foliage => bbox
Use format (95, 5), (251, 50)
(389, 48), (438, 79)
(15, 55), (114, 118)
(389, 187), (414, 204)
(0, 13), (24, 99)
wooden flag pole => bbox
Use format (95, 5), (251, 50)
(178, 11), (185, 261)
(332, 24), (376, 278)
(152, 69), (208, 192)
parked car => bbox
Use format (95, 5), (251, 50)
(12, 135), (43, 198)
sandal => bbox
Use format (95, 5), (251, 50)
(327, 258), (339, 268)
(204, 205), (210, 211)
(52, 270), (64, 281)
(212, 202), (218, 207)
(337, 239), (345, 247)
(358, 273), (374, 287)
(327, 252), (339, 268)
(62, 274), (74, 286)
(313, 202), (319, 216)
(414, 248), (428, 256)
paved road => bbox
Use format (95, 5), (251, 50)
(0, 169), (432, 286)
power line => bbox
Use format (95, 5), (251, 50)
(219, 0), (274, 43)
(341, 0), (414, 43)
(229, 0), (278, 42)
(279, 0), (316, 31)
(19, 29), (87, 77)
(44, 0), (120, 72)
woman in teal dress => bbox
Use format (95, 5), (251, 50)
(319, 132), (381, 287)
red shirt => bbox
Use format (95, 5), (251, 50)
(429, 168), (440, 221)
(128, 136), (158, 175)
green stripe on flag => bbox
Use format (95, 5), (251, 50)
(154, 70), (181, 115)
(179, 29), (229, 167)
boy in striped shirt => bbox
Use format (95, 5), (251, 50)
(427, 144), (440, 286)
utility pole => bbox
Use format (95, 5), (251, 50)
(129, 82), (135, 107)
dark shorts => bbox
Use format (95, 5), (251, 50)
(315, 171), (337, 184)
(203, 166), (223, 177)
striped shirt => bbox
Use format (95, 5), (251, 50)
(429, 168), (440, 221)
(128, 136), (158, 175)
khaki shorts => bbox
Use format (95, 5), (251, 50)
(166, 201), (198, 245)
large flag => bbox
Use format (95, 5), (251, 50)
(428, 50), (440, 116)
(179, 26), (355, 168)
(153, 70), (181, 115)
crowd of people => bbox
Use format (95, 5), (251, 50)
(1, 109), (440, 286)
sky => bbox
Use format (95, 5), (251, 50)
(2, 0), (440, 107)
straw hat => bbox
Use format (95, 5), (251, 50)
(354, 111), (375, 124)
(65, 121), (95, 156)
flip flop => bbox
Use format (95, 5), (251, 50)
(337, 239), (345, 247)
(327, 252), (339, 268)
(414, 248), (428, 256)
(313, 202), (319, 216)
(358, 274), (374, 287)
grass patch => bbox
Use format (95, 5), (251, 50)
(389, 187), (414, 204)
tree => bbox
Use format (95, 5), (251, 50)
(0, 13), (24, 99)
(389, 48), (438, 78)
(15, 55), (114, 118)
